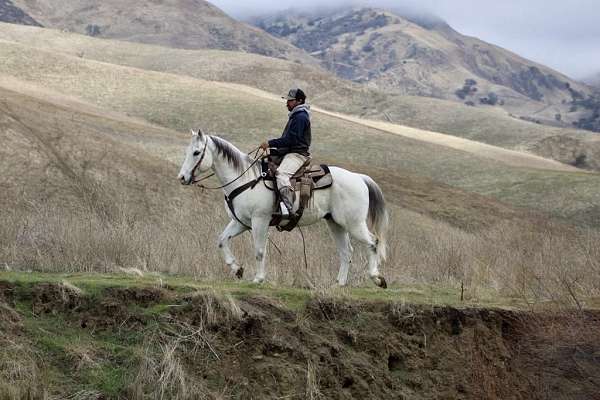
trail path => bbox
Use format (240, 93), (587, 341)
(219, 82), (584, 173)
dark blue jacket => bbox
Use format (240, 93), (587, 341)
(268, 105), (311, 156)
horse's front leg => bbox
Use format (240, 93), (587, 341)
(218, 219), (248, 279)
(251, 217), (270, 283)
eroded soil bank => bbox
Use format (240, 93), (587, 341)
(1, 280), (599, 399)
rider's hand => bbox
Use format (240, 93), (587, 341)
(260, 142), (269, 151)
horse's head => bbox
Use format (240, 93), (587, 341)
(177, 128), (213, 185)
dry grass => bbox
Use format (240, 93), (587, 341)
(0, 312), (43, 400)
(129, 339), (205, 400)
(2, 196), (599, 307)
(2, 21), (599, 170)
(127, 290), (244, 399)
(306, 360), (324, 400)
(1, 48), (599, 224)
(387, 209), (600, 306)
(0, 31), (598, 308)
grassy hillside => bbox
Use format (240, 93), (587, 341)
(1, 22), (599, 170)
(0, 273), (599, 399)
(9, 0), (317, 65)
(1, 50), (599, 309)
(1, 37), (599, 225)
(0, 29), (598, 299)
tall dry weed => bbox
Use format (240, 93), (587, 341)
(2, 191), (600, 306)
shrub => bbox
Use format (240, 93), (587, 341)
(455, 79), (478, 99)
(85, 24), (101, 37)
(480, 92), (499, 106)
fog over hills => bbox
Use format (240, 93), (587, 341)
(585, 72), (600, 88)
(252, 7), (599, 131)
(216, 0), (600, 81)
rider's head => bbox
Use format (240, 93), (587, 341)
(283, 88), (306, 111)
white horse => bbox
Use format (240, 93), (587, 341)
(177, 129), (389, 288)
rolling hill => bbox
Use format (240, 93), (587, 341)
(0, 75), (554, 285)
(1, 21), (600, 171)
(1, 35), (599, 228)
(253, 7), (597, 131)
(7, 0), (317, 65)
(3, 70), (599, 298)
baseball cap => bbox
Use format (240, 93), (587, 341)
(283, 88), (306, 101)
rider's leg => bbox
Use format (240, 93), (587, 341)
(276, 153), (309, 214)
(218, 219), (248, 278)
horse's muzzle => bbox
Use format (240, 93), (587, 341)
(178, 175), (192, 185)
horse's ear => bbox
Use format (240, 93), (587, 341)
(190, 128), (204, 137)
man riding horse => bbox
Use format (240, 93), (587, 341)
(260, 88), (311, 218)
(177, 87), (388, 286)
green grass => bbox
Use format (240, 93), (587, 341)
(0, 271), (530, 310)
(15, 302), (141, 396)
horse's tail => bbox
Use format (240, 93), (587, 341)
(361, 175), (388, 262)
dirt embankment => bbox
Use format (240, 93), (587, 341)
(1, 281), (599, 399)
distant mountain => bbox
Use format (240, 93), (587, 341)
(252, 7), (598, 131)
(0, 0), (40, 26)
(584, 72), (600, 88)
(9, 0), (317, 64)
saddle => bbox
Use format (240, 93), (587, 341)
(261, 156), (333, 231)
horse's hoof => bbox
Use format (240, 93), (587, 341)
(373, 276), (387, 289)
(336, 280), (348, 287)
(235, 267), (244, 280)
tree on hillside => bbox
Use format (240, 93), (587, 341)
(455, 79), (477, 100)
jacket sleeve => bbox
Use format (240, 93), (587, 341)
(268, 114), (308, 149)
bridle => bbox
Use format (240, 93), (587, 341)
(189, 136), (265, 190)
(188, 135), (210, 183)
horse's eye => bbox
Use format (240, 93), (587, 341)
(193, 151), (200, 156)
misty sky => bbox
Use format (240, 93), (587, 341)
(210, 0), (600, 80)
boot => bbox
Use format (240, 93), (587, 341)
(279, 186), (295, 217)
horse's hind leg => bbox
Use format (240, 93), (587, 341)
(218, 220), (248, 279)
(327, 220), (353, 286)
(348, 222), (387, 289)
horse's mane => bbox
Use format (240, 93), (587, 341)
(210, 136), (251, 172)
